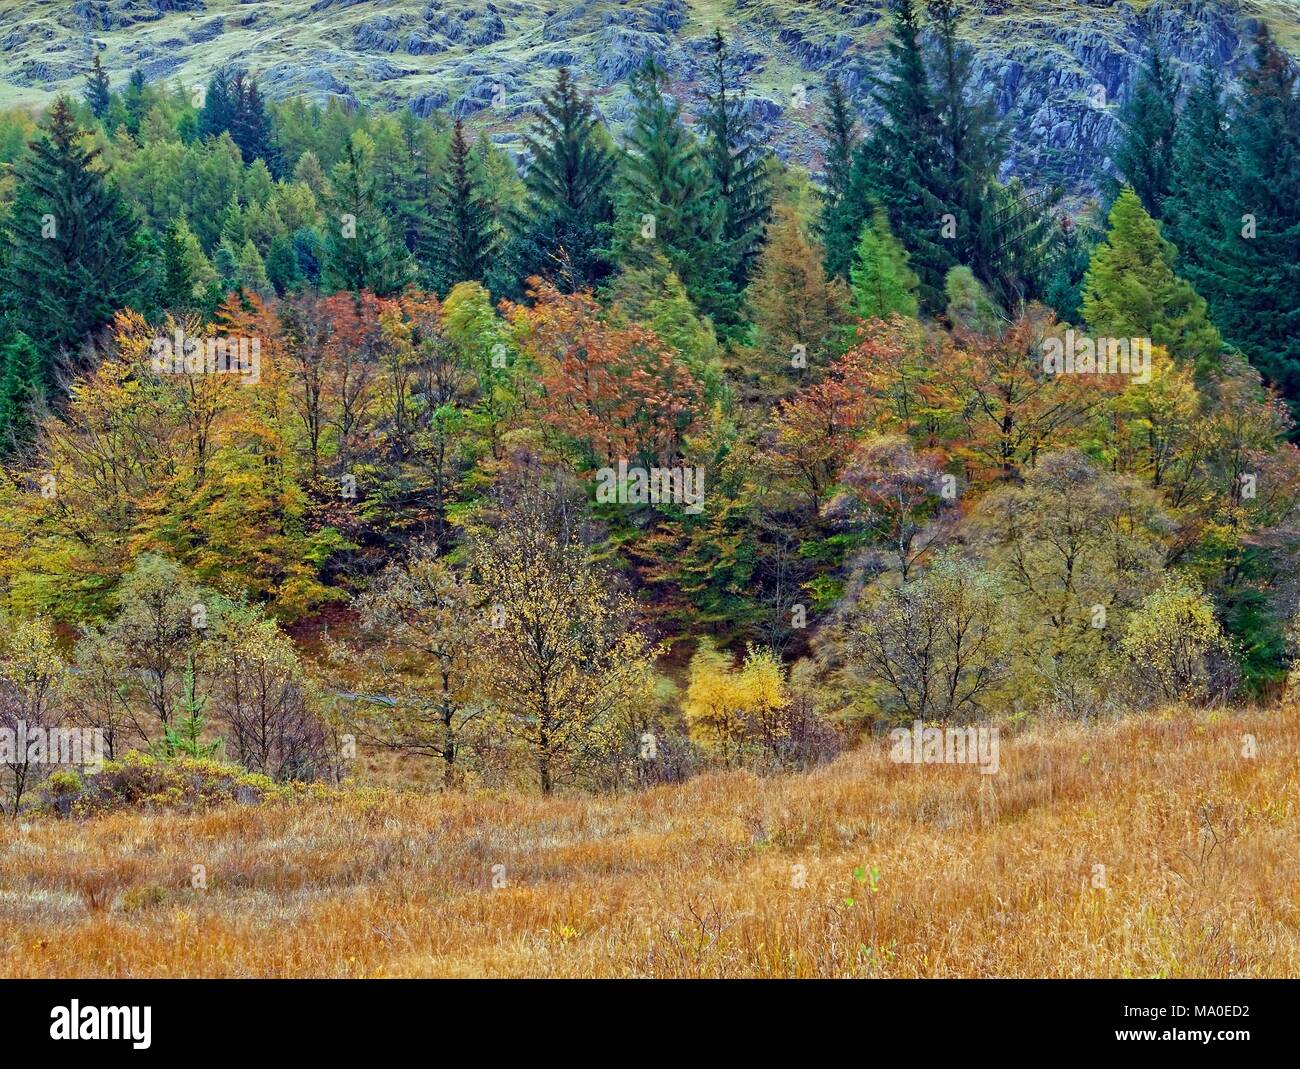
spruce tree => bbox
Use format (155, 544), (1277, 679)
(322, 139), (416, 297)
(701, 29), (771, 295)
(817, 75), (867, 281)
(0, 98), (146, 371)
(1192, 28), (1300, 408)
(926, 0), (1009, 287)
(850, 209), (920, 320)
(612, 59), (735, 329)
(229, 71), (278, 173)
(423, 120), (498, 293)
(1107, 45), (1180, 217)
(0, 331), (43, 455)
(198, 69), (235, 143)
(861, 0), (952, 308)
(497, 68), (615, 294)
(160, 218), (197, 310)
(1162, 65), (1232, 279)
(83, 54), (111, 120)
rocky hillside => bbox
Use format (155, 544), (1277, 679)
(2, 1), (1296, 188)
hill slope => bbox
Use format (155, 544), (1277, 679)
(2, 707), (1296, 977)
(1, 1), (1297, 188)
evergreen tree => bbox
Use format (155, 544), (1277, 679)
(1162, 65), (1232, 279)
(160, 217), (196, 310)
(926, 0), (1010, 287)
(850, 209), (920, 320)
(83, 54), (111, 120)
(612, 59), (735, 329)
(860, 0), (952, 308)
(817, 75), (866, 280)
(701, 29), (772, 294)
(423, 120), (498, 293)
(497, 67), (616, 294)
(1107, 45), (1180, 217)
(229, 70), (278, 173)
(0, 331), (43, 454)
(1192, 28), (1300, 409)
(322, 139), (415, 297)
(0, 99), (146, 372)
(236, 239), (271, 296)
(266, 234), (302, 295)
(198, 69), (235, 143)
(123, 69), (149, 140)
(1081, 188), (1221, 370)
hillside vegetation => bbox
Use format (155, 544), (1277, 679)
(2, 706), (1296, 978)
(3, 1), (1297, 187)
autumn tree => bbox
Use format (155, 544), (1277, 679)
(467, 484), (656, 792)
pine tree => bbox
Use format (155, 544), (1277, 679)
(123, 69), (149, 139)
(817, 75), (866, 280)
(497, 67), (615, 294)
(1107, 45), (1180, 216)
(229, 70), (278, 173)
(322, 139), (415, 297)
(0, 331), (43, 454)
(850, 209), (920, 320)
(83, 54), (111, 119)
(0, 99), (146, 370)
(1082, 188), (1221, 370)
(860, 0), (953, 308)
(1191, 28), (1300, 409)
(701, 29), (771, 294)
(423, 120), (498, 293)
(926, 0), (1010, 287)
(160, 217), (197, 310)
(1162, 65), (1232, 279)
(612, 59), (735, 329)
(198, 68), (235, 143)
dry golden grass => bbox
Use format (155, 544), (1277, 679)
(2, 706), (1298, 978)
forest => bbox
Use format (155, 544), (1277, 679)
(1, 0), (1299, 815)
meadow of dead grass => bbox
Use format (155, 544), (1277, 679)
(1, 706), (1297, 978)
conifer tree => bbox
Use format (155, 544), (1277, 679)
(860, 0), (952, 308)
(612, 59), (735, 329)
(322, 139), (415, 297)
(701, 29), (771, 292)
(1191, 28), (1300, 408)
(0, 99), (146, 371)
(160, 218), (197, 310)
(423, 120), (498, 293)
(0, 331), (43, 454)
(1082, 188), (1221, 370)
(926, 0), (1009, 286)
(498, 67), (615, 294)
(229, 70), (278, 173)
(850, 209), (920, 320)
(1108, 45), (1180, 216)
(817, 75), (866, 281)
(83, 54), (111, 120)
(198, 68), (235, 143)
(1162, 66), (1232, 279)
(748, 204), (850, 370)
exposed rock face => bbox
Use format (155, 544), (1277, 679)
(3, 1), (1295, 191)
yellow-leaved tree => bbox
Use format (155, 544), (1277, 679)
(683, 639), (789, 764)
